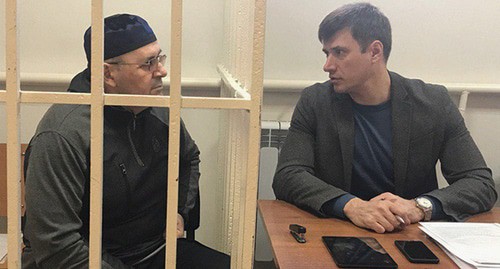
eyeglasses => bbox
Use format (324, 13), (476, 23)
(108, 54), (167, 71)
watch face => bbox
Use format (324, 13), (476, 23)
(418, 198), (432, 208)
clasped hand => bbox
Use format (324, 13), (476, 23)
(343, 192), (425, 233)
(163, 213), (185, 239)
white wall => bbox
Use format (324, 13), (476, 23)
(264, 0), (500, 84)
(1, 0), (500, 251)
(2, 0), (499, 82)
(0, 0), (225, 78)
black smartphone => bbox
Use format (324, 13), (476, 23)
(394, 240), (439, 264)
(322, 236), (398, 268)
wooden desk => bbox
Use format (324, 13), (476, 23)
(258, 200), (500, 269)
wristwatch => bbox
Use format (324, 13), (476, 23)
(415, 197), (433, 221)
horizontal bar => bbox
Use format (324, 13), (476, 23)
(20, 92), (170, 107)
(104, 94), (170, 107)
(20, 91), (91, 104)
(182, 96), (251, 110)
(261, 120), (290, 130)
(16, 91), (251, 111)
(444, 83), (500, 93)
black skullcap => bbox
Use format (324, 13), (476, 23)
(84, 14), (157, 63)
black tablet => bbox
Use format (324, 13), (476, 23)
(322, 236), (398, 268)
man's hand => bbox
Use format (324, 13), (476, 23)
(344, 197), (405, 233)
(177, 213), (185, 239)
(370, 192), (425, 224)
(344, 192), (426, 234)
(163, 214), (185, 239)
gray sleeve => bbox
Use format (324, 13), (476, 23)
(23, 132), (130, 269)
(177, 120), (201, 223)
(425, 89), (497, 221)
(273, 89), (348, 216)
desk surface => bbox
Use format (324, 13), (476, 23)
(258, 200), (500, 269)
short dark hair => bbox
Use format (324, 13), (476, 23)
(318, 2), (392, 62)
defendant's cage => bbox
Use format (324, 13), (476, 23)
(1, 0), (266, 268)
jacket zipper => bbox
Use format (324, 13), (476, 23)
(128, 116), (145, 167)
(119, 163), (132, 230)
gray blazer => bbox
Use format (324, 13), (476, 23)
(273, 72), (497, 221)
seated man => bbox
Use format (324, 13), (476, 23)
(22, 14), (229, 269)
(273, 3), (497, 234)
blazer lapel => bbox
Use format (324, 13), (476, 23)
(332, 94), (355, 191)
(390, 72), (412, 195)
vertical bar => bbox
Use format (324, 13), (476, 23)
(231, 112), (248, 269)
(224, 111), (236, 252)
(240, 0), (266, 267)
(228, 0), (244, 264)
(459, 90), (470, 116)
(166, 0), (183, 267)
(5, 0), (22, 268)
(89, 1), (104, 268)
(235, 0), (244, 79)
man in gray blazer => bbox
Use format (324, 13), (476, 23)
(273, 2), (497, 234)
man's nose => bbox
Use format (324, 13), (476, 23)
(323, 55), (336, 73)
(154, 62), (168, 78)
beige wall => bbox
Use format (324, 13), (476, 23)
(1, 0), (500, 248)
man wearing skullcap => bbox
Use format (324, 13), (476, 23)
(21, 14), (229, 269)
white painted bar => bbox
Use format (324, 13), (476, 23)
(459, 91), (470, 116)
(217, 65), (251, 100)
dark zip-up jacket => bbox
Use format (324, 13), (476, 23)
(21, 69), (200, 268)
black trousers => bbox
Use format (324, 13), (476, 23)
(135, 238), (230, 269)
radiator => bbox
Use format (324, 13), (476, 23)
(255, 121), (290, 261)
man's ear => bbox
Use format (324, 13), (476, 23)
(103, 63), (117, 88)
(368, 40), (384, 63)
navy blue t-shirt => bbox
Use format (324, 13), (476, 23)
(321, 100), (444, 220)
(351, 101), (394, 200)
